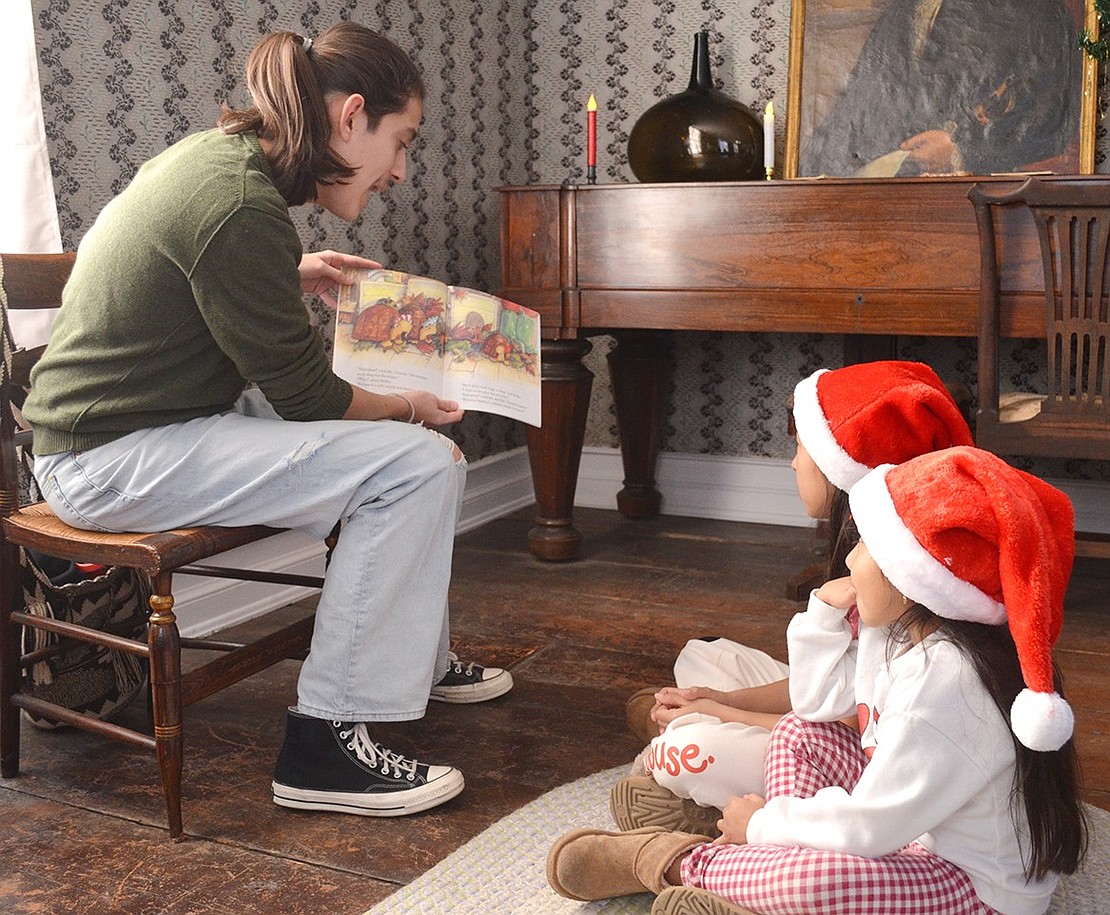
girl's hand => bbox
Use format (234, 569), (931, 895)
(653, 696), (734, 729)
(298, 250), (381, 308)
(654, 685), (726, 709)
(814, 575), (857, 610)
(713, 793), (765, 845)
(650, 686), (725, 726)
(652, 685), (786, 730)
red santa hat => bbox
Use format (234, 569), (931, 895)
(792, 361), (974, 492)
(849, 446), (1076, 752)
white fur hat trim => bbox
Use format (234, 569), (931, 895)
(1011, 688), (1074, 752)
(849, 465), (1007, 625)
(792, 370), (872, 492)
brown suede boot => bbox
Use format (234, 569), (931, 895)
(652, 886), (759, 915)
(611, 775), (722, 838)
(546, 826), (710, 901)
(626, 686), (663, 745)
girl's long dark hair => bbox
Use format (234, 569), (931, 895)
(219, 23), (424, 206)
(825, 487), (854, 580)
(891, 605), (1088, 880)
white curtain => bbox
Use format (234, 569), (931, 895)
(1, 0), (63, 348)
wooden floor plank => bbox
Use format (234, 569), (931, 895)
(1, 507), (1106, 914)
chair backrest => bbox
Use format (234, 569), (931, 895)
(1, 253), (76, 517)
(969, 178), (1110, 458)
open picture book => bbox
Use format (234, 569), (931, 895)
(333, 268), (541, 427)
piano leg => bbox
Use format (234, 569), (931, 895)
(843, 333), (898, 365)
(608, 330), (672, 518)
(527, 338), (593, 561)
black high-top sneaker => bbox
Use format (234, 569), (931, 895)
(271, 709), (463, 816)
(430, 651), (514, 703)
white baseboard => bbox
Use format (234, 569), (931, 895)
(455, 447), (537, 534)
(575, 445), (1110, 533)
(177, 445), (1110, 636)
(175, 448), (536, 637)
(574, 447), (813, 528)
(174, 532), (326, 637)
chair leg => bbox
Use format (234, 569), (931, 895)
(784, 561), (826, 601)
(0, 544), (23, 778)
(147, 571), (185, 840)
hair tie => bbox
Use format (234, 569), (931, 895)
(300, 35), (313, 54)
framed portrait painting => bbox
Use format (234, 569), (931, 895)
(783, 0), (1098, 178)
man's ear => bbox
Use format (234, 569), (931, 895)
(335, 93), (366, 139)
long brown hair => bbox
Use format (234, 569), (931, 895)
(891, 604), (1088, 880)
(219, 23), (424, 206)
(825, 487), (854, 581)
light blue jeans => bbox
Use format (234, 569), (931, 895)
(33, 390), (466, 723)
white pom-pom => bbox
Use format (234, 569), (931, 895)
(1010, 689), (1074, 752)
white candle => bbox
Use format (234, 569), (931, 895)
(764, 101), (775, 172)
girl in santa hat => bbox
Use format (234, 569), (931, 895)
(619, 361), (974, 836)
(549, 446), (1088, 915)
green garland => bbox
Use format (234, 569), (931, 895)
(1079, 0), (1110, 60)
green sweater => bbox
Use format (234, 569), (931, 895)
(24, 129), (353, 455)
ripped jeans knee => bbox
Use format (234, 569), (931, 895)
(283, 435), (329, 468)
(425, 427), (466, 465)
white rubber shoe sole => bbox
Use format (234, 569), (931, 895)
(430, 667), (514, 704)
(272, 766), (464, 816)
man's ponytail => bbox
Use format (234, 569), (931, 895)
(219, 24), (423, 206)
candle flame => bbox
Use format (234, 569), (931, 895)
(765, 100), (774, 118)
(588, 94), (597, 112)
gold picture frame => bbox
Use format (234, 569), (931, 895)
(784, 0), (1098, 178)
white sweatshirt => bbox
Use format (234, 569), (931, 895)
(787, 593), (886, 752)
(753, 629), (1055, 915)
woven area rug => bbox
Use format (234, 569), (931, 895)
(365, 766), (1110, 915)
(365, 765), (650, 915)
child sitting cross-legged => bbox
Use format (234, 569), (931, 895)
(617, 361), (974, 837)
(548, 446), (1088, 915)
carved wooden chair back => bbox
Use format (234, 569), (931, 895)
(969, 177), (1110, 555)
(1, 252), (324, 840)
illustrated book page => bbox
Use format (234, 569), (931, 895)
(333, 268), (541, 426)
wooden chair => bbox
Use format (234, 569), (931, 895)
(969, 177), (1110, 558)
(1, 252), (326, 840)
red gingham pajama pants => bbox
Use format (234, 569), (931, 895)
(679, 713), (998, 915)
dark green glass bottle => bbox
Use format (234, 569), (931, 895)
(627, 30), (763, 182)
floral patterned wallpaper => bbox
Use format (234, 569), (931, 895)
(30, 0), (1108, 478)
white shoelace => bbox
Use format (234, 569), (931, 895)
(448, 657), (477, 676)
(336, 722), (419, 780)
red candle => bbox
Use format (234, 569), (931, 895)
(587, 94), (597, 182)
